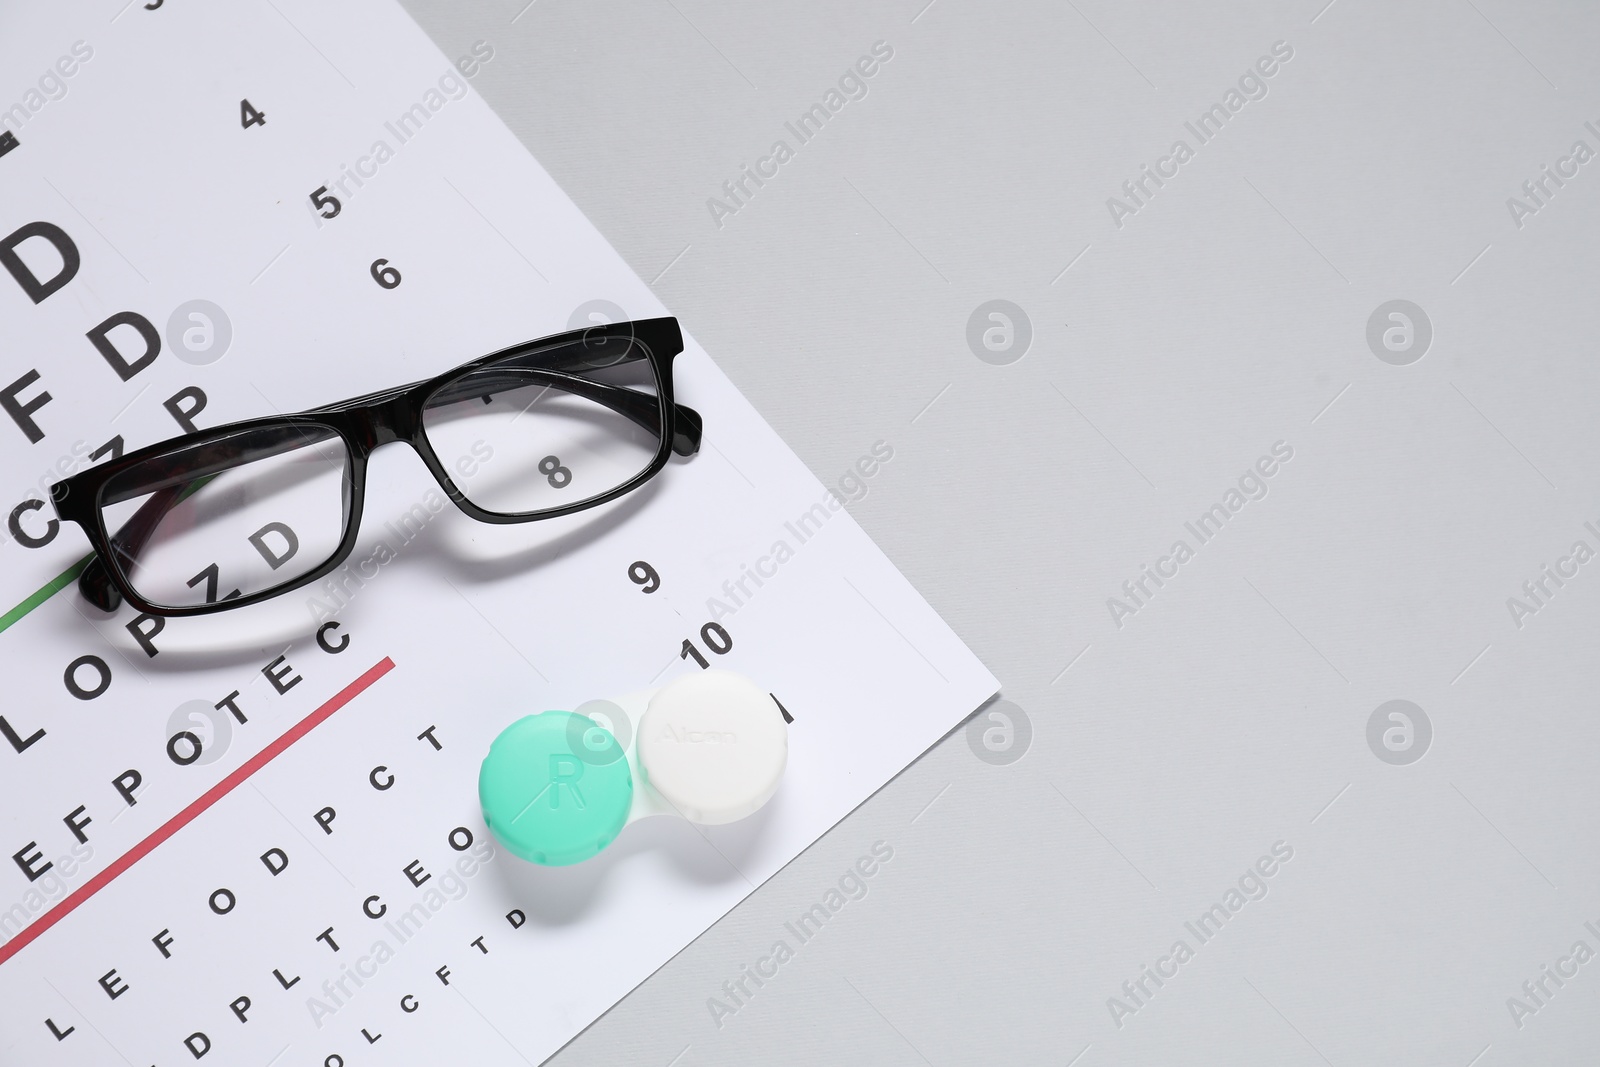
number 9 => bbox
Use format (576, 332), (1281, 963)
(628, 560), (660, 593)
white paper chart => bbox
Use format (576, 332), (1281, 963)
(0, 3), (997, 1064)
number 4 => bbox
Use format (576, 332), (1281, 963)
(240, 99), (266, 129)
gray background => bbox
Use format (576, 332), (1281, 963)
(402, 1), (1600, 1063)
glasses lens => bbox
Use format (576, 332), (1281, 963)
(98, 425), (350, 609)
(422, 333), (665, 515)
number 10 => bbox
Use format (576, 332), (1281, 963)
(680, 622), (733, 668)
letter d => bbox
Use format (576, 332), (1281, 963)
(0, 221), (80, 304)
(249, 522), (300, 570)
(87, 311), (161, 381)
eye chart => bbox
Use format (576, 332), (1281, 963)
(0, 3), (997, 1064)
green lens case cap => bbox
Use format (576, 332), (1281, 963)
(479, 710), (633, 866)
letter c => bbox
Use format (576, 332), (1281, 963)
(370, 766), (394, 790)
(1556, 155), (1580, 178)
(755, 554), (778, 578)
(1155, 155), (1179, 178)
(1155, 955), (1178, 978)
(1556, 954), (1579, 978)
(8, 498), (57, 548)
(316, 621), (349, 654)
(1556, 555), (1579, 578)
(1155, 555), (1177, 578)
(363, 894), (387, 919)
(356, 155), (378, 178)
(755, 155), (778, 178)
(754, 955), (779, 977)
(401, 994), (419, 1013)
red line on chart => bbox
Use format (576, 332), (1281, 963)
(0, 656), (395, 967)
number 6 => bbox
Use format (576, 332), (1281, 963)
(370, 259), (401, 289)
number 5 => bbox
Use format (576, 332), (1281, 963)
(310, 186), (341, 219)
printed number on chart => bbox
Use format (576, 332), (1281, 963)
(680, 622), (732, 669)
(538, 456), (570, 488)
(310, 186), (341, 219)
(370, 259), (401, 288)
(628, 560), (660, 593)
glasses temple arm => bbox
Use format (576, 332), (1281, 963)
(429, 368), (702, 456)
(78, 427), (323, 612)
(78, 483), (190, 612)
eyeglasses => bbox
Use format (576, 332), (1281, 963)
(50, 317), (701, 617)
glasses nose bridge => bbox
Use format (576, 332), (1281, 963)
(360, 388), (422, 450)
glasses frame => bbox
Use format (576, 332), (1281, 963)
(50, 317), (701, 617)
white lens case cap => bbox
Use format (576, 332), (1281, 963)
(637, 669), (788, 825)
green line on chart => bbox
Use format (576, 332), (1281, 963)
(0, 555), (92, 635)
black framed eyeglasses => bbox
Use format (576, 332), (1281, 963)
(49, 317), (701, 617)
